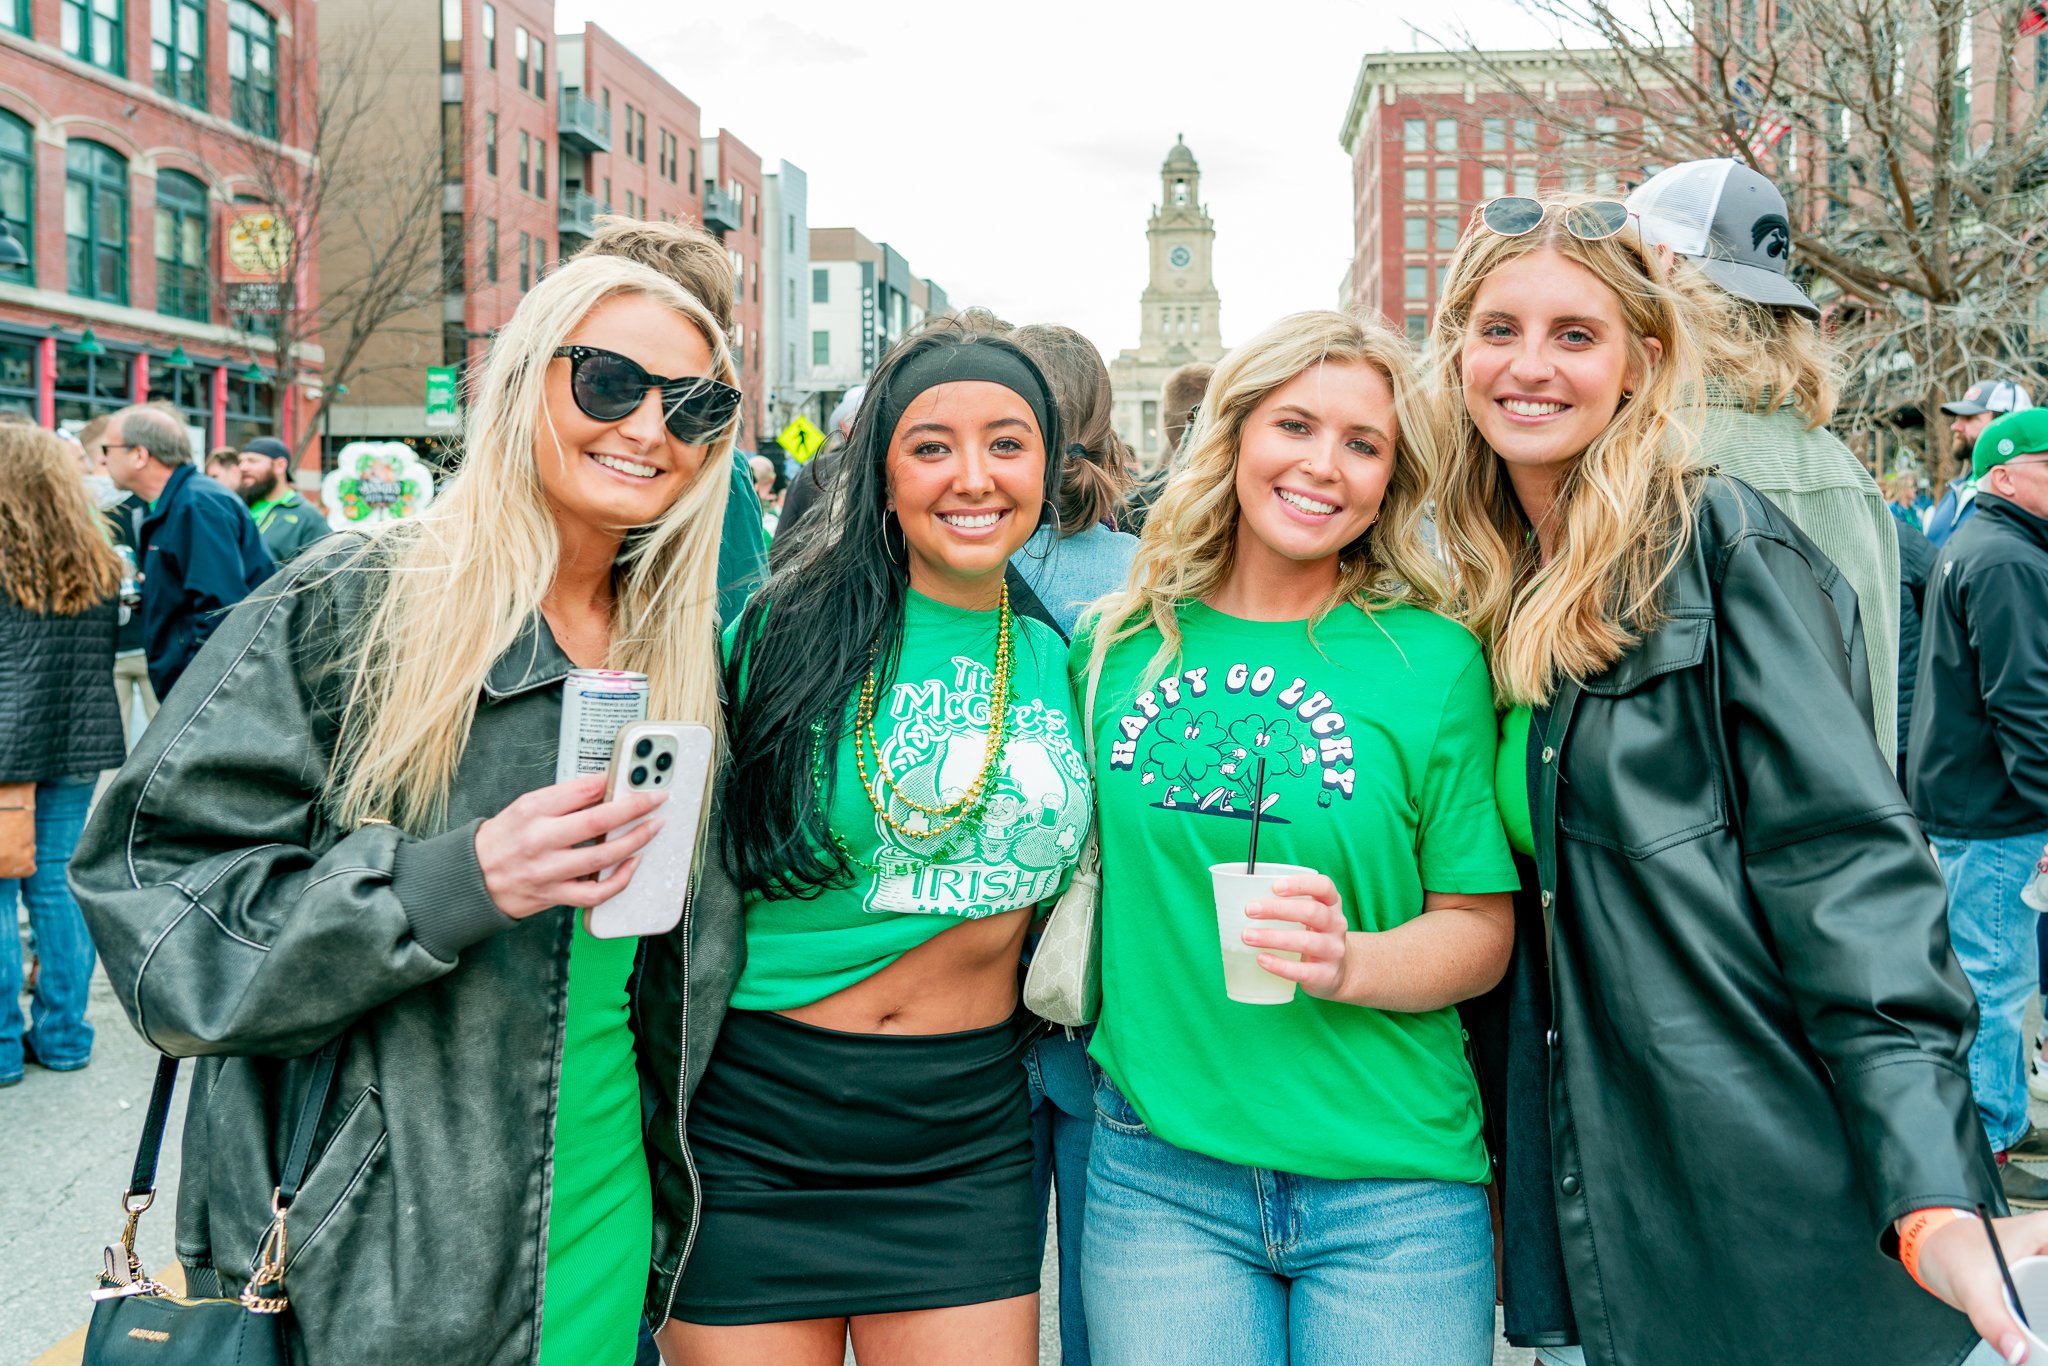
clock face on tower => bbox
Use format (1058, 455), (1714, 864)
(1168, 245), (1192, 269)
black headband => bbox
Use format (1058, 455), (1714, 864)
(872, 342), (1056, 453)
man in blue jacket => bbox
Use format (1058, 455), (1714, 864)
(102, 405), (273, 697)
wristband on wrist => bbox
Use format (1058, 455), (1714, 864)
(1899, 1206), (1977, 1292)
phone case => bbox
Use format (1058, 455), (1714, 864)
(585, 722), (713, 939)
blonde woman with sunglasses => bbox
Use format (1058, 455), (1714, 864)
(73, 255), (744, 1366)
(1435, 193), (2032, 1366)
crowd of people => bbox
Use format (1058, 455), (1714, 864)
(2, 156), (2045, 1366)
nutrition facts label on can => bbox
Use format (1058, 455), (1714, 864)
(556, 674), (650, 784)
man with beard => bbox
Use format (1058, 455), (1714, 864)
(1927, 378), (2032, 547)
(235, 436), (331, 568)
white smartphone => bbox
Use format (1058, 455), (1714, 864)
(585, 721), (713, 939)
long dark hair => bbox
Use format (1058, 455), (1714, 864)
(1012, 322), (1131, 535)
(722, 318), (1066, 898)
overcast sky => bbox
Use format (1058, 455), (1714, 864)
(555, 0), (1559, 363)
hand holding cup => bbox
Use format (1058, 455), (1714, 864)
(1243, 872), (1352, 1001)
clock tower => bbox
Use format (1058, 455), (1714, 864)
(1111, 136), (1226, 463)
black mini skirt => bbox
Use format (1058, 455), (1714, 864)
(670, 1006), (1042, 1324)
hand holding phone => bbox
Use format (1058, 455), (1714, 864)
(586, 722), (713, 938)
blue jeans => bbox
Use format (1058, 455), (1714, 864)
(0, 776), (98, 1081)
(1027, 1026), (1097, 1366)
(1937, 830), (2048, 1152)
(1081, 1074), (1494, 1366)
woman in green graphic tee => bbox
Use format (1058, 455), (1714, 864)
(1072, 311), (1519, 1366)
(661, 322), (1089, 1366)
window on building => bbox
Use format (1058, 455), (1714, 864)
(1436, 263), (1448, 295)
(482, 2), (495, 67)
(531, 234), (545, 284)
(635, 111), (647, 164)
(1405, 265), (1427, 301)
(1436, 214), (1458, 250)
(532, 37), (545, 98)
(1403, 118), (1426, 152)
(225, 372), (276, 450)
(1514, 118), (1536, 146)
(154, 169), (208, 322)
(1, 0), (25, 36)
(441, 211), (465, 292)
(153, 0), (205, 107)
(1483, 118), (1505, 151)
(519, 131), (530, 191)
(439, 0), (459, 71)
(812, 330), (829, 366)
(54, 342), (133, 430)
(229, 2), (278, 138)
(1594, 166), (1618, 193)
(686, 147), (696, 194)
(62, 0), (123, 74)
(1141, 399), (1158, 453)
(1595, 115), (1619, 139)
(1482, 165), (1505, 198)
(786, 215), (795, 252)
(749, 192), (758, 231)
(1404, 217), (1425, 252)
(66, 140), (127, 304)
(749, 259), (757, 301)
(1404, 167), (1426, 200)
(1515, 166), (1537, 195)
(515, 26), (528, 90)
(518, 229), (530, 290)
(812, 267), (829, 303)
(1406, 314), (1428, 342)
(1433, 167), (1457, 200)
(534, 141), (545, 200)
(485, 217), (498, 281)
(485, 112), (497, 176)
(441, 101), (462, 181)
(0, 111), (30, 285)
(1435, 118), (1457, 153)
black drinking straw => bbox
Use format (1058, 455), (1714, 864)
(1246, 758), (1268, 874)
(1979, 1201), (2030, 1328)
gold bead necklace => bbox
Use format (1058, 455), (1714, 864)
(853, 583), (1014, 844)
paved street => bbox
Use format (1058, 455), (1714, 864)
(3, 964), (1537, 1364)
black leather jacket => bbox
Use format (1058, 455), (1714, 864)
(1488, 477), (1997, 1366)
(70, 538), (741, 1364)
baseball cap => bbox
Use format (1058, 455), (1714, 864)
(241, 436), (291, 461)
(1625, 159), (1820, 319)
(1940, 378), (2033, 418)
(1973, 409), (2048, 480)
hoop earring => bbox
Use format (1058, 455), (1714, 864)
(883, 508), (908, 562)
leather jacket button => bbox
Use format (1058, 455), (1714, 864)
(1540, 890), (1554, 908)
(1541, 746), (1555, 763)
(1546, 1028), (1559, 1048)
(1560, 1174), (1580, 1196)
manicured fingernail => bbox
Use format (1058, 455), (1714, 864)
(2005, 1335), (2029, 1364)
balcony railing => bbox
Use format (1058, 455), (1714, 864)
(702, 184), (741, 237)
(559, 89), (611, 154)
(559, 190), (600, 241)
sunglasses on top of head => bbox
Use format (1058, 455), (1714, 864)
(551, 345), (743, 445)
(1475, 197), (1632, 242)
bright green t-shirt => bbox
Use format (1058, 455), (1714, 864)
(1081, 600), (1519, 1183)
(1498, 703), (1536, 858)
(536, 919), (651, 1365)
(730, 589), (1092, 1011)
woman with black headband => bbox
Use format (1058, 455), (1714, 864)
(660, 318), (1090, 1365)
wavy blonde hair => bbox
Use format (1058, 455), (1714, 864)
(0, 425), (123, 614)
(329, 255), (736, 832)
(1428, 196), (1706, 707)
(1083, 310), (1450, 689)
(1668, 261), (1841, 428)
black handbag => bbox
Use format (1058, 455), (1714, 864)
(82, 1040), (341, 1366)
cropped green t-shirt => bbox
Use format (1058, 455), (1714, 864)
(1082, 600), (1519, 1183)
(730, 590), (1092, 1011)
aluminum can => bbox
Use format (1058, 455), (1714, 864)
(556, 669), (650, 784)
(2024, 842), (2048, 914)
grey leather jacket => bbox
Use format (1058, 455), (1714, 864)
(70, 538), (741, 1365)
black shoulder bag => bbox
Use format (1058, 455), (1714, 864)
(82, 1040), (341, 1366)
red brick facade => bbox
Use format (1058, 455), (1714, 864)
(708, 129), (764, 447)
(0, 0), (322, 457)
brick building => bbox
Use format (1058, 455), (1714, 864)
(558, 23), (701, 247)
(704, 130), (764, 448)
(1337, 49), (1667, 338)
(0, 0), (321, 459)
(805, 226), (947, 425)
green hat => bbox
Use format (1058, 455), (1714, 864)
(1973, 409), (2048, 480)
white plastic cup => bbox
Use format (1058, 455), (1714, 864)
(2001, 1254), (2048, 1357)
(1209, 862), (1315, 1005)
(2021, 843), (2048, 914)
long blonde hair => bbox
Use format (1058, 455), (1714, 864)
(1670, 262), (1841, 428)
(329, 255), (736, 831)
(0, 425), (123, 614)
(1428, 198), (1705, 707)
(1083, 310), (1450, 689)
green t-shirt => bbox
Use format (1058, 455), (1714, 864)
(536, 919), (651, 1365)
(731, 589), (1092, 1011)
(1498, 703), (1535, 858)
(1081, 600), (1519, 1182)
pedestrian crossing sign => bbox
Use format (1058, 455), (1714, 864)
(777, 415), (827, 463)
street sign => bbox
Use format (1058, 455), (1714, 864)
(777, 415), (827, 463)
(425, 366), (459, 430)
